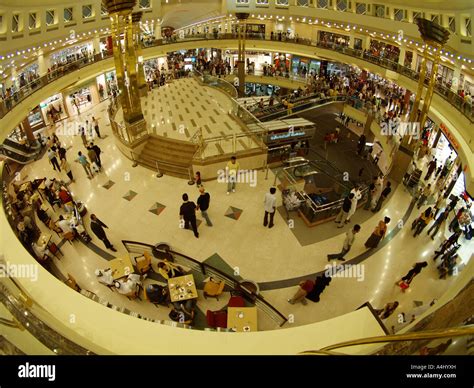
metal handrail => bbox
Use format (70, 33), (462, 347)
(300, 325), (474, 354)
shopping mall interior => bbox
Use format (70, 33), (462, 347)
(0, 0), (473, 356)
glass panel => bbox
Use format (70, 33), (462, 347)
(276, 0), (289, 5)
(394, 9), (405, 22)
(101, 4), (108, 16)
(356, 3), (366, 15)
(82, 5), (92, 19)
(297, 0), (309, 6)
(11, 14), (19, 33)
(29, 13), (37, 29)
(317, 0), (329, 9)
(337, 0), (347, 12)
(449, 17), (456, 33)
(139, 0), (150, 9)
(64, 8), (73, 23)
(465, 18), (471, 37)
(46, 10), (55, 26)
(374, 4), (385, 18)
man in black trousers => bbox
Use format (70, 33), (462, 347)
(180, 193), (199, 238)
(90, 214), (117, 251)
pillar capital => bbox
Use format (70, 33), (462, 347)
(103, 0), (136, 16)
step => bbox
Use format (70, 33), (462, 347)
(142, 143), (196, 157)
(141, 148), (194, 164)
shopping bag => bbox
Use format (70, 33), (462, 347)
(399, 281), (410, 291)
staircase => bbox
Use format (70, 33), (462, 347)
(138, 135), (198, 179)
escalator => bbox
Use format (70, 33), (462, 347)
(0, 139), (42, 164)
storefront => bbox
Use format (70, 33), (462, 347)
(50, 42), (93, 66)
(319, 31), (350, 47)
(63, 81), (99, 115)
(18, 63), (39, 88)
(369, 39), (400, 62)
(40, 93), (67, 125)
(415, 58), (454, 87)
(291, 57), (320, 76)
(273, 53), (291, 73)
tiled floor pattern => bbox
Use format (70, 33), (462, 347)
(114, 78), (260, 157)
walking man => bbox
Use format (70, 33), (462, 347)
(365, 176), (377, 210)
(92, 116), (101, 139)
(90, 214), (117, 252)
(427, 209), (449, 239)
(79, 126), (87, 147)
(335, 193), (354, 228)
(47, 148), (61, 172)
(226, 156), (240, 194)
(75, 151), (93, 179)
(89, 142), (102, 169)
(180, 193), (199, 238)
(327, 224), (361, 261)
(196, 187), (212, 227)
(263, 187), (277, 228)
(373, 181), (392, 212)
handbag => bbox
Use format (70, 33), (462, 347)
(399, 281), (409, 291)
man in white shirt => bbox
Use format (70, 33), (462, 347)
(57, 215), (74, 234)
(347, 186), (362, 221)
(95, 268), (114, 286)
(327, 224), (361, 261)
(263, 187), (277, 228)
(114, 273), (141, 296)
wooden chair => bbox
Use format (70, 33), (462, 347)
(134, 251), (152, 275)
(48, 242), (63, 258)
(62, 231), (75, 245)
(206, 310), (228, 329)
(48, 219), (62, 236)
(203, 278), (225, 300)
(65, 274), (81, 292)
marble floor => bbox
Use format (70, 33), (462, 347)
(114, 78), (260, 157)
(15, 94), (472, 333)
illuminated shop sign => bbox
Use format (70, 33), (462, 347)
(268, 131), (306, 142)
(439, 123), (459, 150)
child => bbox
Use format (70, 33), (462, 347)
(195, 171), (202, 187)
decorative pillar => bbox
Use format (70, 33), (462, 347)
(398, 45), (406, 66)
(451, 66), (461, 93)
(410, 19), (450, 131)
(37, 49), (49, 76)
(236, 12), (249, 98)
(92, 35), (101, 55)
(132, 11), (147, 97)
(104, 0), (146, 137)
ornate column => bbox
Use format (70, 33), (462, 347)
(132, 11), (147, 97)
(409, 19), (450, 131)
(104, 0), (146, 141)
(236, 13), (249, 98)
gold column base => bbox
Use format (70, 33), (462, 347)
(139, 85), (148, 97)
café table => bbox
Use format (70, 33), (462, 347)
(227, 307), (258, 332)
(37, 233), (52, 250)
(109, 255), (135, 280)
(168, 274), (198, 303)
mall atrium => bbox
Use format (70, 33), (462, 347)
(0, 0), (473, 356)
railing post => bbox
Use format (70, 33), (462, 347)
(155, 161), (163, 178)
(187, 168), (195, 186)
(131, 151), (138, 167)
